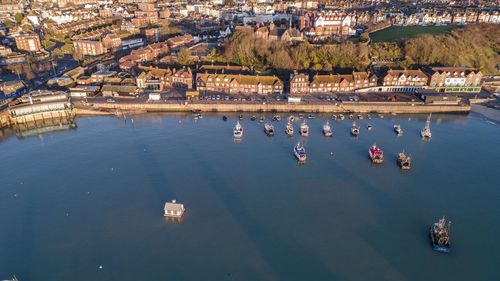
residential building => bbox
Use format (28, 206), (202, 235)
(141, 27), (161, 43)
(302, 11), (355, 40)
(382, 69), (429, 92)
(102, 34), (122, 50)
(14, 33), (42, 52)
(428, 67), (482, 93)
(0, 0), (25, 15)
(196, 74), (283, 95)
(166, 34), (195, 49)
(290, 71), (377, 95)
(73, 40), (106, 56)
(136, 66), (193, 91)
(57, 0), (98, 8)
(118, 43), (169, 69)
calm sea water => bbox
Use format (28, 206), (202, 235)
(0, 109), (499, 281)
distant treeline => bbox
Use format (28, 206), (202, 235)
(219, 24), (499, 75)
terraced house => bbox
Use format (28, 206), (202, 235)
(428, 67), (482, 93)
(382, 69), (428, 92)
(196, 74), (283, 95)
(290, 71), (377, 95)
(136, 66), (193, 91)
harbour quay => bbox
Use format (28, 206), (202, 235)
(85, 100), (470, 114)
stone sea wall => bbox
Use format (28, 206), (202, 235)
(87, 102), (471, 114)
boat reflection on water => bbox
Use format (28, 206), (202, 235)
(14, 118), (77, 139)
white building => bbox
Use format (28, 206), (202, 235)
(148, 93), (161, 101)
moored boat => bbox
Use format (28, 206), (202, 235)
(238, 114), (243, 120)
(367, 124), (373, 130)
(368, 143), (384, 163)
(285, 121), (294, 136)
(300, 121), (309, 136)
(250, 115), (257, 121)
(350, 121), (360, 136)
(394, 124), (403, 136)
(259, 116), (265, 123)
(332, 114), (337, 120)
(288, 115), (295, 122)
(308, 113), (315, 119)
(323, 121), (333, 137)
(397, 151), (411, 170)
(273, 115), (281, 121)
(430, 217), (451, 253)
(421, 113), (432, 139)
(233, 120), (243, 139)
(264, 123), (275, 136)
(339, 114), (345, 120)
(222, 115), (228, 121)
(293, 141), (307, 162)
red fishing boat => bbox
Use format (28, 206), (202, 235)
(368, 144), (384, 164)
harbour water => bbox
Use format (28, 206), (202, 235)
(0, 110), (499, 281)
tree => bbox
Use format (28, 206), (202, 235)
(177, 48), (192, 66)
(15, 13), (24, 25)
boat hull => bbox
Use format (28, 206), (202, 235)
(430, 227), (451, 253)
(370, 158), (384, 164)
(294, 150), (306, 162)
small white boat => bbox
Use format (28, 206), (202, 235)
(332, 114), (337, 120)
(285, 121), (294, 136)
(339, 114), (345, 120)
(300, 121), (309, 136)
(323, 121), (333, 137)
(367, 124), (373, 130)
(288, 115), (295, 122)
(349, 114), (354, 120)
(233, 120), (243, 138)
(264, 123), (275, 136)
(421, 113), (432, 139)
(350, 121), (360, 136)
(394, 124), (403, 136)
(293, 141), (307, 162)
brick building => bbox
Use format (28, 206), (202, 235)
(196, 74), (283, 95)
(136, 66), (193, 91)
(428, 67), (482, 93)
(290, 71), (377, 94)
(166, 34), (195, 49)
(73, 40), (106, 56)
(14, 33), (41, 52)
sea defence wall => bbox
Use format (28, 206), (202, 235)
(87, 102), (471, 114)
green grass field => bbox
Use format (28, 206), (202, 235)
(369, 25), (458, 42)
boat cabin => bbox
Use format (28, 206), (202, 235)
(164, 200), (185, 218)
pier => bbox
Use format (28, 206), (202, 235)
(8, 91), (75, 125)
